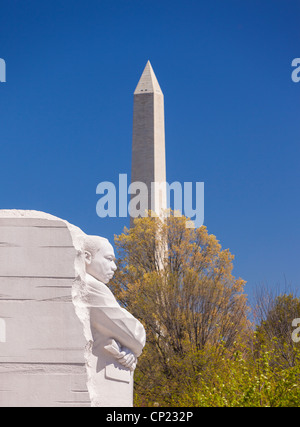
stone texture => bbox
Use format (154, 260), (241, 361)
(0, 211), (89, 407)
(0, 210), (146, 407)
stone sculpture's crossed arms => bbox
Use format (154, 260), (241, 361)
(104, 339), (137, 371)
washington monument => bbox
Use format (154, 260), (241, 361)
(130, 61), (167, 226)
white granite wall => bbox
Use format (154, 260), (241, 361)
(0, 213), (89, 407)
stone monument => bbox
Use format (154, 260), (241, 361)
(131, 60), (167, 226)
(80, 234), (146, 407)
(0, 210), (146, 407)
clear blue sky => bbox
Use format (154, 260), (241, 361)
(0, 0), (299, 305)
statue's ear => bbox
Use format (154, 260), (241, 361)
(84, 250), (92, 265)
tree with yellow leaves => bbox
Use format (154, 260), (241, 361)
(254, 289), (300, 368)
(109, 212), (250, 406)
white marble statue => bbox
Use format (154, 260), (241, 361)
(0, 210), (145, 407)
(81, 235), (146, 407)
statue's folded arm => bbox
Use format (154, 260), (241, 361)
(90, 305), (146, 357)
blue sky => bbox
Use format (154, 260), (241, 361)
(0, 0), (299, 305)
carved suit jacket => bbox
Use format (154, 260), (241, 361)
(84, 274), (146, 358)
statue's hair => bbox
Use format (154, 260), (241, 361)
(82, 235), (109, 258)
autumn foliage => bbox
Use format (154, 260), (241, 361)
(109, 212), (300, 407)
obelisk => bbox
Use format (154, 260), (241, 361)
(130, 61), (167, 226)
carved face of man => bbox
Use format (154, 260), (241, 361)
(84, 238), (117, 284)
